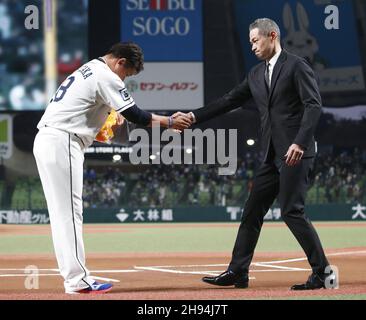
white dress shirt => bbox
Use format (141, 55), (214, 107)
(266, 49), (282, 87)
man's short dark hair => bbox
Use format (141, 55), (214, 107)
(107, 42), (144, 74)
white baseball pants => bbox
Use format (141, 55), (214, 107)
(33, 126), (94, 293)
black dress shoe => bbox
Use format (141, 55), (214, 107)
(202, 270), (249, 288)
(291, 271), (338, 290)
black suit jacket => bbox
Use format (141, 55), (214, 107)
(193, 50), (322, 161)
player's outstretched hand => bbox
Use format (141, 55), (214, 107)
(171, 112), (192, 130)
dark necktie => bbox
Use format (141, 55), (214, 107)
(264, 63), (270, 90)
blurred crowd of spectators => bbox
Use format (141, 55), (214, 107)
(126, 153), (259, 207)
(83, 167), (127, 208)
(82, 152), (262, 208)
(7, 148), (365, 210)
(308, 148), (366, 204)
(0, 0), (88, 110)
(82, 149), (366, 208)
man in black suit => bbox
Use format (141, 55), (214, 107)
(188, 18), (336, 290)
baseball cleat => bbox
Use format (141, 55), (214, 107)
(67, 281), (113, 294)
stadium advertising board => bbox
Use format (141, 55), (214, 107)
(0, 115), (13, 159)
(120, 0), (204, 110)
(121, 0), (203, 61)
(124, 62), (203, 110)
(2, 204), (365, 224)
(234, 0), (365, 93)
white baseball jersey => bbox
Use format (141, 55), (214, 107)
(37, 58), (135, 147)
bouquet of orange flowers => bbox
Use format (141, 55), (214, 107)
(95, 109), (124, 144)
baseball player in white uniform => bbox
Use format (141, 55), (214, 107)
(33, 42), (191, 294)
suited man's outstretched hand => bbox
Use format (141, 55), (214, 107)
(170, 112), (192, 130)
(285, 144), (304, 166)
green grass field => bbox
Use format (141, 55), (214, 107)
(0, 222), (365, 254)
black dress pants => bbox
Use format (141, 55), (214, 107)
(228, 158), (329, 275)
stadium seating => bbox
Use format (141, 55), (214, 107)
(4, 150), (366, 209)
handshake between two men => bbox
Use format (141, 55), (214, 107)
(166, 111), (195, 131)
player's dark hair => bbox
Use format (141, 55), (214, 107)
(107, 42), (144, 74)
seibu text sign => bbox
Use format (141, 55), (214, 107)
(121, 0), (203, 61)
